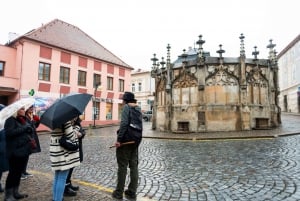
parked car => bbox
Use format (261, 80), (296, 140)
(142, 110), (152, 121)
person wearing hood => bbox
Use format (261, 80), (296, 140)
(112, 92), (142, 200)
(0, 104), (9, 193)
(4, 106), (34, 201)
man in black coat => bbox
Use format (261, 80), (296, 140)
(112, 92), (142, 200)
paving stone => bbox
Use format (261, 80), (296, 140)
(1, 113), (300, 200)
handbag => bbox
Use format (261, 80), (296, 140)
(28, 135), (37, 150)
(59, 134), (79, 151)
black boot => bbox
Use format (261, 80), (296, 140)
(67, 182), (79, 191)
(4, 188), (17, 201)
(13, 186), (28, 199)
(64, 186), (76, 197)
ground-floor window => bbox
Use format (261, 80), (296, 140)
(93, 101), (100, 120)
(106, 103), (112, 120)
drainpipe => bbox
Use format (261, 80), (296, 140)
(18, 40), (24, 99)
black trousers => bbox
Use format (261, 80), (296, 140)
(5, 155), (28, 189)
(66, 167), (74, 184)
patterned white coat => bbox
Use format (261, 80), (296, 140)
(49, 121), (80, 171)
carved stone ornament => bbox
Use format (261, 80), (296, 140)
(173, 73), (198, 88)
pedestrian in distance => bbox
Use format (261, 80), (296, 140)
(50, 120), (80, 201)
(0, 104), (9, 194)
(112, 91), (143, 200)
(21, 105), (41, 180)
(4, 106), (34, 201)
(63, 115), (86, 197)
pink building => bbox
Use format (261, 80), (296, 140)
(0, 19), (133, 130)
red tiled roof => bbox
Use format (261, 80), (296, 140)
(15, 19), (132, 69)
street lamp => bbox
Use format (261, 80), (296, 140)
(93, 82), (101, 128)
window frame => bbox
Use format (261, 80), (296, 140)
(38, 62), (51, 81)
(59, 66), (70, 84)
(77, 70), (87, 86)
(0, 61), (5, 76)
(119, 79), (124, 92)
(107, 76), (113, 90)
(93, 73), (101, 88)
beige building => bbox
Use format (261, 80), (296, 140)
(131, 69), (155, 112)
(151, 35), (281, 133)
(278, 34), (300, 113)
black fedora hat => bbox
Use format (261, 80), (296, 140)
(122, 92), (136, 102)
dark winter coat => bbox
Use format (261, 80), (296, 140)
(0, 128), (9, 172)
(26, 115), (41, 153)
(117, 103), (141, 143)
(4, 116), (33, 158)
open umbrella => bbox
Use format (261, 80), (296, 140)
(40, 93), (92, 129)
(0, 97), (35, 129)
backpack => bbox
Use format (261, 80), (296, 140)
(125, 106), (143, 145)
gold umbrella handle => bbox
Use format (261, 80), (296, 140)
(109, 141), (135, 148)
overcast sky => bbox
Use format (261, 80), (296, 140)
(1, 0), (298, 70)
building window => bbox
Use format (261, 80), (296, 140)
(107, 77), (113, 90)
(78, 70), (86, 86)
(132, 83), (135, 92)
(198, 112), (205, 125)
(93, 101), (100, 120)
(106, 103), (112, 120)
(38, 62), (51, 81)
(119, 79), (124, 92)
(59, 66), (70, 84)
(0, 61), (5, 76)
(138, 82), (142, 91)
(93, 73), (101, 88)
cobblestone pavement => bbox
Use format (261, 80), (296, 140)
(1, 113), (300, 201)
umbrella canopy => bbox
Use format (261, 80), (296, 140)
(0, 97), (35, 129)
(40, 93), (92, 129)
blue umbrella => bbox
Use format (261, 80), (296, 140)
(40, 93), (92, 129)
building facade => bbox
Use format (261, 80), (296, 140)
(0, 19), (133, 129)
(131, 69), (155, 112)
(278, 34), (300, 113)
(151, 35), (281, 133)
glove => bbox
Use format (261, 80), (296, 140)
(33, 115), (40, 121)
(25, 126), (33, 134)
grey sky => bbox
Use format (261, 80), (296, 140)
(1, 0), (298, 69)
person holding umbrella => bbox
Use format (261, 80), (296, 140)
(4, 106), (34, 201)
(63, 115), (85, 197)
(39, 93), (92, 201)
(21, 105), (41, 179)
(50, 120), (81, 201)
(0, 104), (9, 193)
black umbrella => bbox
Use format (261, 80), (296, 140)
(40, 93), (92, 129)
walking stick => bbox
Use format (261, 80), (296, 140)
(109, 141), (135, 148)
